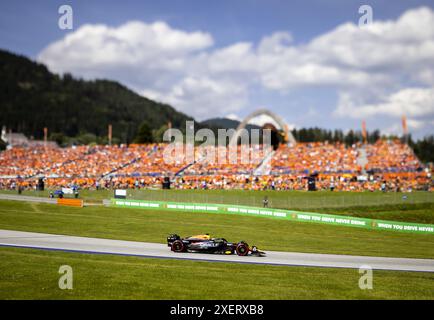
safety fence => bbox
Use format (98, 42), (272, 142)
(2, 190), (433, 210)
(125, 190), (434, 209)
(111, 199), (434, 235)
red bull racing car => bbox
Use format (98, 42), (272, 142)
(167, 234), (266, 257)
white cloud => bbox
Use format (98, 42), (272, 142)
(335, 87), (434, 118)
(226, 113), (241, 121)
(37, 7), (434, 129)
(206, 42), (258, 74)
(415, 69), (434, 85)
(39, 21), (213, 72)
(143, 76), (248, 119)
(383, 118), (428, 136)
(258, 7), (434, 90)
(307, 7), (434, 68)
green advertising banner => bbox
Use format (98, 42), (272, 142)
(110, 199), (434, 235)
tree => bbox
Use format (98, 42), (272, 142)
(134, 121), (153, 143)
(0, 138), (6, 151)
(76, 132), (97, 145)
(49, 132), (65, 145)
(368, 129), (380, 143)
(411, 135), (434, 164)
(152, 124), (169, 142)
(344, 130), (357, 146)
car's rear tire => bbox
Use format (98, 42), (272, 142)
(171, 240), (185, 252)
(236, 243), (249, 256)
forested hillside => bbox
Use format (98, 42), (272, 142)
(0, 49), (192, 144)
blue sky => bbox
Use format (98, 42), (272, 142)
(1, 0), (434, 138)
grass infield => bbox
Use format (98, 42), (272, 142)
(0, 200), (433, 259)
(0, 190), (432, 299)
(1, 246), (433, 300)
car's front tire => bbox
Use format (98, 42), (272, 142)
(171, 240), (186, 252)
(235, 243), (249, 256)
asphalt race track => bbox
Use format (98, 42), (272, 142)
(0, 229), (433, 272)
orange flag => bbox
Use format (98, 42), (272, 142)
(362, 121), (367, 144)
(402, 115), (408, 136)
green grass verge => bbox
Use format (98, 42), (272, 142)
(313, 203), (434, 224)
(1, 189), (433, 209)
(2, 188), (433, 224)
(1, 247), (433, 300)
(0, 200), (433, 259)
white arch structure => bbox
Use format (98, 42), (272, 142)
(229, 109), (296, 146)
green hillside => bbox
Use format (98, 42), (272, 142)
(0, 49), (192, 144)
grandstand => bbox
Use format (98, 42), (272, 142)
(271, 142), (360, 175)
(0, 139), (431, 192)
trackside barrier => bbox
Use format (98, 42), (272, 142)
(110, 199), (434, 235)
(0, 194), (57, 204)
(57, 198), (84, 207)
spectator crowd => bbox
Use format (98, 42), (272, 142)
(0, 140), (432, 192)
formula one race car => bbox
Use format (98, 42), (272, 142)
(167, 234), (266, 257)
